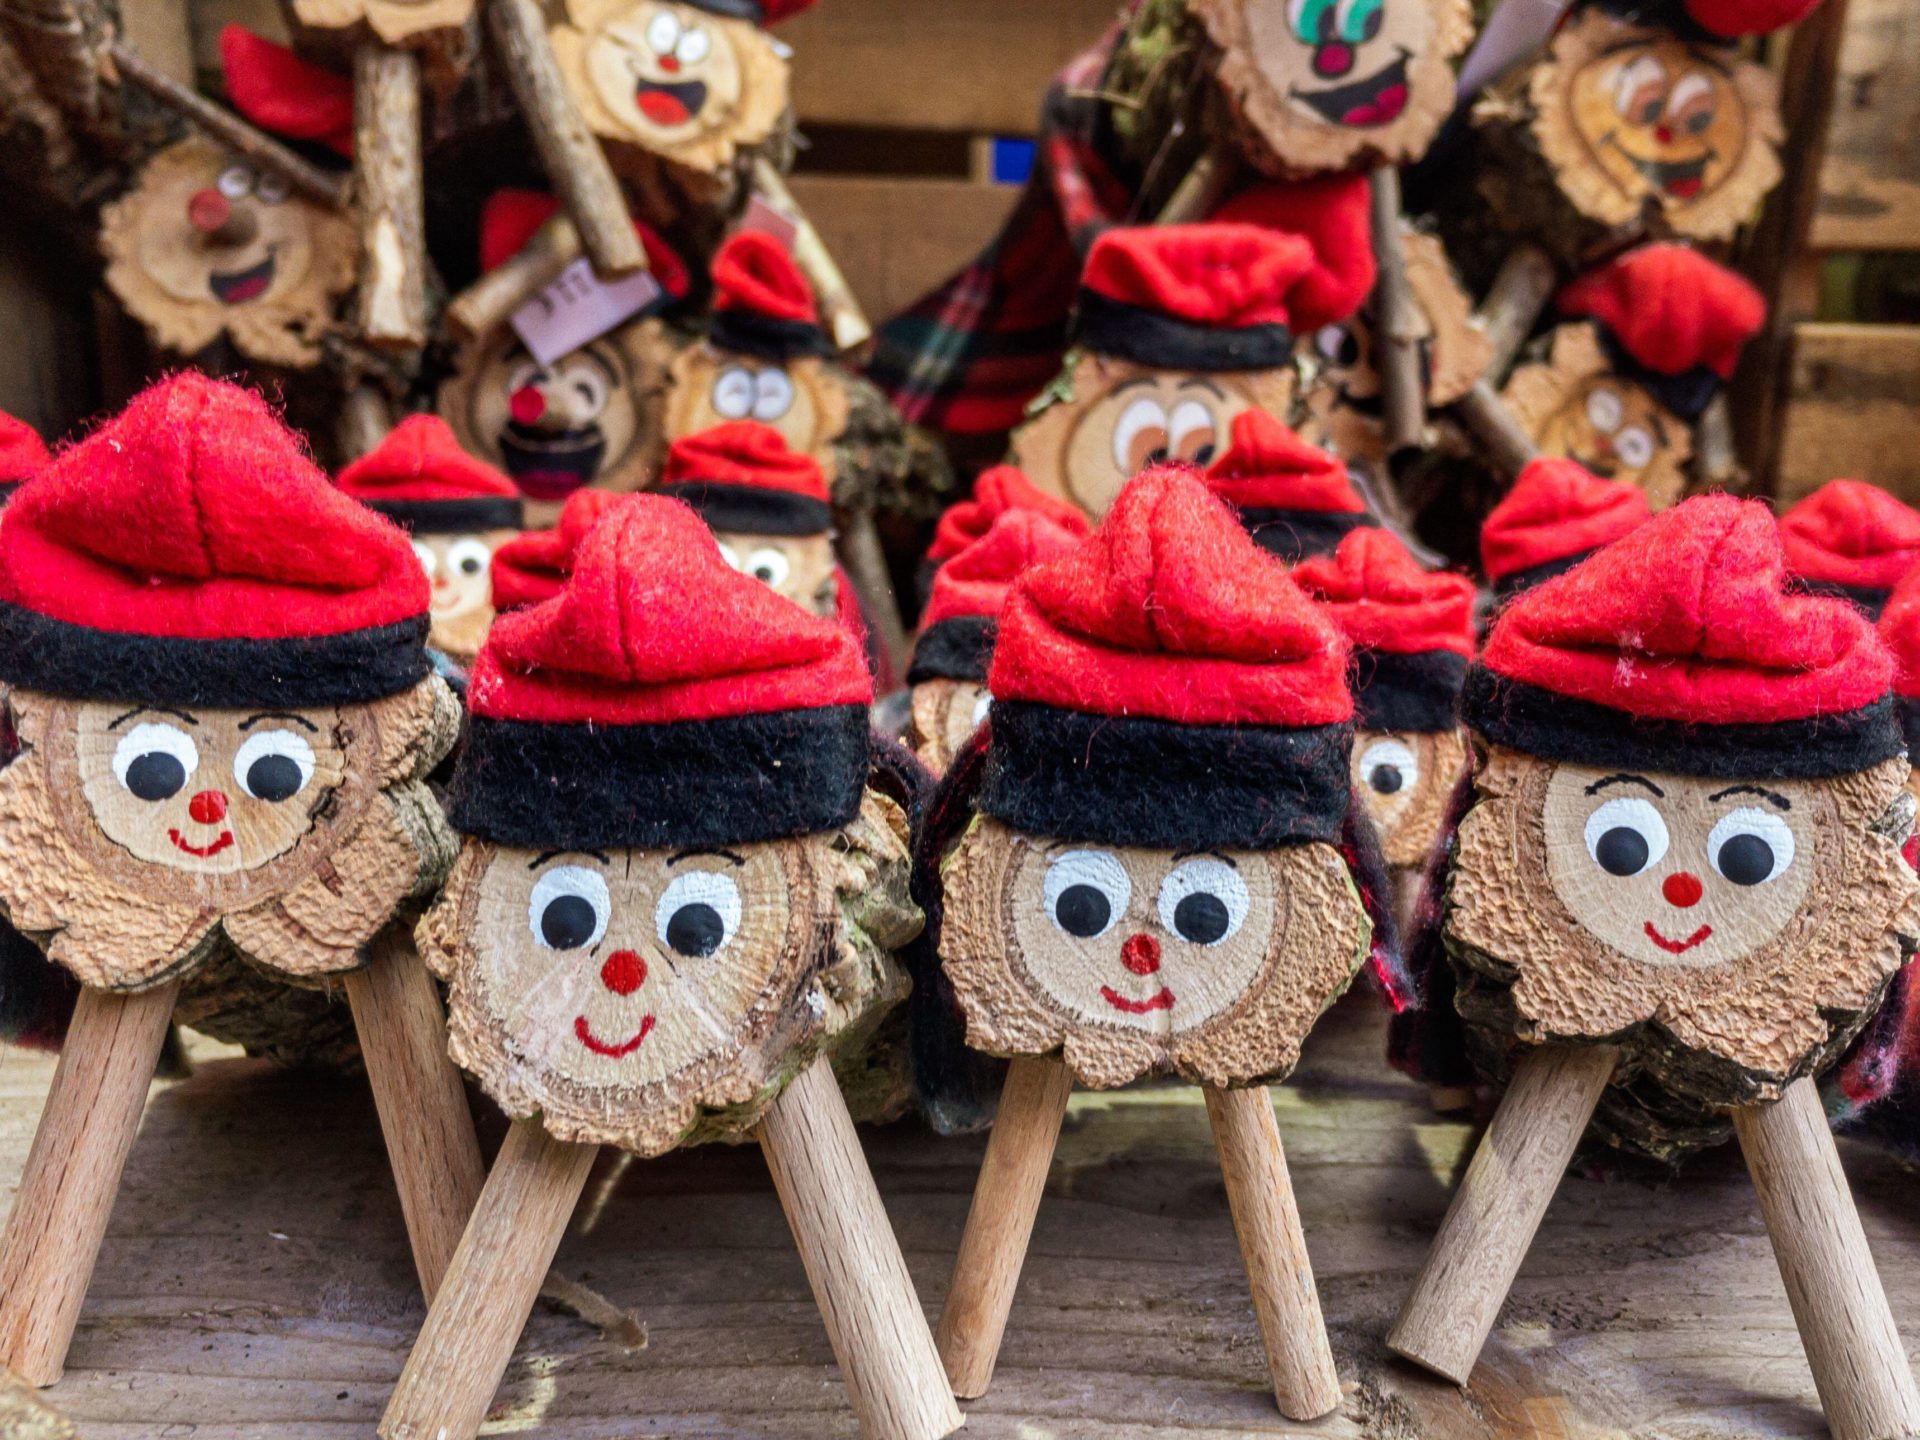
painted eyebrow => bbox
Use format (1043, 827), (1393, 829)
(1585, 773), (1665, 797)
(667, 848), (746, 867)
(238, 711), (319, 732)
(527, 849), (613, 869)
(1174, 378), (1227, 401)
(108, 705), (196, 729)
(1708, 785), (1791, 811)
(1107, 378), (1156, 398)
(1171, 849), (1237, 867)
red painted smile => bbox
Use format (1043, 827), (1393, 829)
(575, 1013), (655, 1057)
(1644, 921), (1713, 954)
(168, 828), (234, 858)
(1102, 985), (1174, 1015)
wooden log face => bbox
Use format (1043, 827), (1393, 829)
(422, 791), (917, 1154)
(294, 0), (475, 44)
(1530, 10), (1784, 241)
(1503, 324), (1692, 509)
(664, 344), (853, 483)
(549, 0), (788, 175)
(1010, 354), (1294, 520)
(1450, 746), (1920, 1081)
(906, 677), (991, 777)
(0, 680), (459, 990)
(710, 530), (839, 617)
(413, 528), (520, 662)
(1191, 0), (1472, 175)
(1352, 727), (1469, 870)
(100, 137), (356, 368)
(941, 817), (1370, 1089)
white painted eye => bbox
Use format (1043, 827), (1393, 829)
(412, 540), (437, 577)
(1167, 398), (1218, 465)
(751, 368), (795, 421)
(506, 358), (543, 394)
(555, 357), (609, 417)
(1110, 396), (1169, 474)
(711, 366), (756, 419)
(1584, 796), (1670, 878)
(1612, 53), (1669, 121)
(646, 9), (681, 53)
(216, 165), (254, 200)
(529, 866), (610, 951)
(1157, 858), (1249, 947)
(717, 540), (742, 570)
(675, 24), (711, 63)
(1043, 850), (1130, 940)
(655, 869), (741, 957)
(253, 171), (290, 205)
(1614, 426), (1655, 469)
(447, 537), (493, 579)
(970, 690), (993, 727)
(1359, 738), (1419, 797)
(233, 729), (316, 803)
(113, 722), (199, 802)
(745, 547), (791, 588)
(1586, 387), (1624, 433)
(1708, 808), (1795, 887)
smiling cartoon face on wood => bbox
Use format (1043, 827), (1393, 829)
(1532, 11), (1783, 240)
(1353, 728), (1469, 868)
(713, 530), (839, 615)
(665, 347), (850, 479)
(412, 530), (519, 659)
(101, 137), (355, 367)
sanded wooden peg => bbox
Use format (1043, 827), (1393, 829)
(751, 160), (872, 352)
(1453, 379), (1539, 480)
(352, 43), (429, 351)
(1389, 1042), (1618, 1384)
(1734, 1078), (1920, 1440)
(0, 982), (180, 1386)
(935, 1054), (1073, 1398)
(1369, 166), (1425, 458)
(380, 1119), (599, 1440)
(758, 1056), (962, 1440)
(344, 928), (486, 1302)
(1155, 145), (1238, 225)
(1477, 243), (1556, 382)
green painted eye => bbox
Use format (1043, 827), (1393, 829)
(1288, 0), (1339, 43)
(1337, 0), (1384, 43)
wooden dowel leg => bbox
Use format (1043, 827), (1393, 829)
(1733, 1078), (1920, 1440)
(1476, 242), (1556, 382)
(1389, 865), (1424, 944)
(757, 1056), (960, 1440)
(1388, 1042), (1618, 1384)
(837, 509), (909, 682)
(1155, 144), (1238, 224)
(380, 1120), (597, 1440)
(1369, 165), (1426, 459)
(934, 1054), (1072, 1399)
(0, 982), (179, 1386)
(1453, 380), (1540, 482)
(343, 930), (486, 1302)
(1204, 1086), (1341, 1421)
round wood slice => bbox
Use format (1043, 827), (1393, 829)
(664, 340), (854, 485)
(1352, 727), (1470, 872)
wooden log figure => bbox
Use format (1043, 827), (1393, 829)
(385, 494), (957, 1440)
(905, 510), (1084, 777)
(1390, 496), (1920, 1439)
(1478, 455), (1652, 604)
(1503, 245), (1763, 510)
(1201, 407), (1378, 562)
(0, 375), (482, 1385)
(932, 467), (1381, 1419)
(293, 0), (474, 47)
(487, 486), (619, 614)
(1778, 478), (1920, 621)
(334, 415), (527, 664)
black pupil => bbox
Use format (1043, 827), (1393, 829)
(666, 902), (725, 957)
(246, 754), (303, 803)
(540, 894), (599, 950)
(1191, 443), (1216, 466)
(1719, 833), (1775, 886)
(125, 752), (185, 802)
(1174, 892), (1230, 945)
(459, 555), (483, 575)
(754, 565), (776, 581)
(1595, 826), (1649, 877)
(1369, 763), (1403, 795)
(1055, 884), (1111, 938)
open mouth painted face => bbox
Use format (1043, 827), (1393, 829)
(586, 0), (744, 143)
(478, 347), (634, 502)
(1571, 38), (1741, 206)
(209, 252), (279, 305)
(133, 154), (313, 311)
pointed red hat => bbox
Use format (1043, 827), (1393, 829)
(1778, 479), (1920, 615)
(0, 373), (428, 708)
(656, 420), (831, 535)
(1480, 457), (1653, 593)
(1877, 565), (1920, 754)
(1472, 494), (1900, 778)
(220, 27), (354, 156)
(336, 415), (524, 532)
(710, 231), (829, 360)
(477, 190), (690, 299)
(679, 0), (815, 22)
(1685, 0), (1821, 37)
(1204, 409), (1371, 559)
(0, 410), (49, 497)
(909, 509), (1086, 686)
(1211, 174), (1378, 335)
(452, 495), (870, 850)
(926, 465), (1089, 566)
(490, 488), (619, 612)
(982, 465), (1354, 848)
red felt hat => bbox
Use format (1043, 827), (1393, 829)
(656, 421), (831, 535)
(909, 510), (1086, 686)
(926, 465), (1089, 566)
(709, 232), (828, 360)
(982, 465), (1354, 848)
(1778, 479), (1920, 614)
(219, 27), (354, 156)
(0, 373), (428, 708)
(681, 0), (815, 22)
(452, 494), (870, 849)
(1471, 494), (1900, 778)
(490, 488), (619, 612)
(1879, 565), (1920, 706)
(1204, 409), (1371, 559)
(0, 410), (50, 494)
(337, 415), (524, 532)
(1211, 174), (1378, 336)
(1480, 457), (1653, 593)
(476, 190), (690, 300)
(1685, 0), (1821, 37)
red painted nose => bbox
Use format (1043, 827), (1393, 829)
(188, 790), (229, 825)
(1662, 872), (1703, 908)
(1121, 933), (1161, 976)
(509, 385), (546, 426)
(600, 949), (646, 996)
(659, 53), (681, 72)
(188, 187), (231, 234)
(1655, 123), (1675, 144)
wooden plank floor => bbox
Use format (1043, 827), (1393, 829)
(2, 990), (1918, 1438)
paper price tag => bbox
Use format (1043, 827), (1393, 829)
(511, 258), (662, 366)
(1456, 0), (1572, 100)
(737, 195), (799, 250)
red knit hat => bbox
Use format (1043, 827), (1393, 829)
(1470, 494), (1900, 778)
(1480, 457), (1653, 594)
(0, 410), (49, 499)
(1877, 565), (1920, 753)
(926, 465), (1089, 566)
(1204, 409), (1372, 559)
(908, 509), (1085, 687)
(451, 494), (871, 850)
(477, 190), (690, 300)
(710, 231), (829, 361)
(337, 415), (524, 533)
(1685, 0), (1820, 37)
(0, 373), (428, 708)
(219, 27), (354, 156)
(679, 0), (814, 22)
(1557, 245), (1766, 419)
(656, 421), (832, 535)
(1211, 174), (1378, 336)
(982, 465), (1354, 848)
(1778, 479), (1920, 616)
(490, 488), (618, 612)
(1294, 528), (1476, 733)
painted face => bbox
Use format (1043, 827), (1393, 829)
(907, 677), (993, 774)
(454, 337), (645, 505)
(665, 348), (844, 467)
(1537, 376), (1678, 495)
(584, 0), (746, 146)
(713, 530), (839, 616)
(412, 529), (517, 658)
(1352, 728), (1470, 868)
(134, 156), (313, 310)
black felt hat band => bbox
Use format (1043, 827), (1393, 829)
(654, 481), (833, 537)
(710, 310), (833, 363)
(366, 496), (527, 533)
(1355, 650), (1468, 734)
(1595, 331), (1721, 422)
(907, 616), (995, 686)
(1072, 293), (1295, 372)
(1238, 508), (1376, 562)
(1492, 550), (1597, 598)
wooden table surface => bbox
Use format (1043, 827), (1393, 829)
(2, 988), (1916, 1439)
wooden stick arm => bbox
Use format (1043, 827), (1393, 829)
(750, 160), (872, 353)
(1155, 145), (1238, 225)
(1477, 243), (1556, 383)
(1369, 165), (1427, 461)
(1453, 380), (1540, 481)
(353, 42), (430, 352)
(443, 213), (583, 343)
